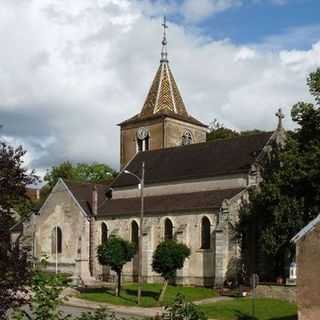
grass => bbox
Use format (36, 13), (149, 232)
(79, 283), (217, 307)
(199, 298), (297, 320)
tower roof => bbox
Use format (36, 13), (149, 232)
(140, 62), (188, 118)
(119, 17), (206, 128)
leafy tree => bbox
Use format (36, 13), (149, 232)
(97, 237), (136, 297)
(161, 293), (207, 320)
(207, 119), (239, 142)
(44, 161), (74, 189)
(44, 162), (117, 189)
(0, 141), (38, 319)
(236, 68), (320, 281)
(17, 273), (68, 320)
(207, 119), (265, 142)
(152, 240), (190, 303)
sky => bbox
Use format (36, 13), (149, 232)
(0, 0), (319, 178)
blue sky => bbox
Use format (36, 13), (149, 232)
(156, 0), (320, 49)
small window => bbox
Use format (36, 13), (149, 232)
(164, 218), (173, 240)
(101, 223), (108, 244)
(52, 226), (62, 254)
(201, 217), (211, 249)
(182, 130), (193, 145)
(131, 221), (139, 249)
(137, 137), (150, 152)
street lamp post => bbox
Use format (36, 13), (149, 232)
(124, 162), (145, 305)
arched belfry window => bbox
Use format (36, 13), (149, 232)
(164, 218), (173, 240)
(101, 223), (108, 244)
(201, 217), (211, 249)
(182, 130), (193, 146)
(131, 221), (139, 249)
(52, 226), (62, 254)
(136, 128), (150, 152)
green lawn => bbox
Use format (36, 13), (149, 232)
(79, 283), (217, 307)
(200, 298), (297, 320)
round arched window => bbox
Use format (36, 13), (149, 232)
(131, 221), (139, 249)
(201, 217), (211, 249)
(52, 226), (62, 254)
(164, 218), (173, 240)
(101, 223), (108, 244)
(182, 130), (193, 145)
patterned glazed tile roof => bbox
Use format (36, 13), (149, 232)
(141, 62), (188, 117)
(119, 60), (207, 128)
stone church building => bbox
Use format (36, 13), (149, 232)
(30, 22), (286, 287)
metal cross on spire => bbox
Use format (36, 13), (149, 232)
(160, 16), (168, 63)
(275, 108), (285, 130)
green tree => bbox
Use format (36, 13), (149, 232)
(207, 119), (239, 142)
(236, 68), (320, 281)
(0, 141), (38, 319)
(44, 161), (74, 189)
(44, 162), (117, 189)
(97, 237), (136, 297)
(207, 119), (265, 142)
(152, 240), (190, 303)
(161, 293), (207, 320)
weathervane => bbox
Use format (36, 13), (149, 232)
(160, 16), (168, 63)
(275, 108), (285, 130)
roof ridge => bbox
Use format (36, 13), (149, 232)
(136, 131), (273, 156)
(63, 179), (109, 187)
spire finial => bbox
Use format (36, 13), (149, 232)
(275, 108), (285, 130)
(160, 16), (168, 63)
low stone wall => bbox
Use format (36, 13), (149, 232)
(256, 284), (296, 303)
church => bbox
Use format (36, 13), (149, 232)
(29, 20), (286, 287)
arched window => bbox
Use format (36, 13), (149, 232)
(164, 218), (173, 240)
(201, 217), (211, 249)
(182, 130), (193, 146)
(101, 223), (108, 244)
(131, 221), (139, 249)
(52, 226), (62, 254)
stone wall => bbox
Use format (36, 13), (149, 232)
(32, 180), (92, 280)
(164, 117), (206, 149)
(120, 120), (164, 167)
(256, 284), (296, 303)
(296, 223), (320, 320)
(95, 210), (220, 286)
(120, 116), (207, 168)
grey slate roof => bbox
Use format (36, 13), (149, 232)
(63, 180), (244, 217)
(112, 132), (273, 188)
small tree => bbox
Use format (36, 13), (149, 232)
(97, 237), (136, 296)
(152, 240), (190, 303)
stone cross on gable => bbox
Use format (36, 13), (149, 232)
(275, 108), (285, 130)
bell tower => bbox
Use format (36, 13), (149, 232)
(119, 17), (208, 168)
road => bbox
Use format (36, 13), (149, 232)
(13, 305), (144, 319)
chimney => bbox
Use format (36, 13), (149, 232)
(92, 185), (98, 216)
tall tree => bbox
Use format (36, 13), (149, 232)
(236, 68), (320, 281)
(0, 141), (38, 319)
(44, 161), (117, 189)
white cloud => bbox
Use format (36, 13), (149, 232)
(0, 0), (319, 175)
(181, 0), (241, 22)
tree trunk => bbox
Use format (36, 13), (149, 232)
(115, 270), (121, 297)
(158, 279), (168, 303)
